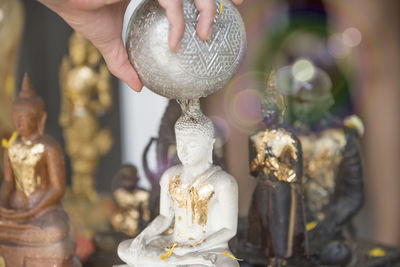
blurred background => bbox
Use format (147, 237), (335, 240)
(0, 0), (399, 254)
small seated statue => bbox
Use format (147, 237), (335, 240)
(117, 99), (239, 267)
(0, 74), (80, 267)
(111, 164), (151, 237)
(245, 72), (307, 266)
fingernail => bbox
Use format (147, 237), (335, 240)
(175, 40), (181, 51)
(207, 28), (212, 40)
(170, 39), (180, 52)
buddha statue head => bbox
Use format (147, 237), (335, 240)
(287, 68), (334, 123)
(112, 164), (139, 193)
(175, 99), (215, 167)
(261, 71), (286, 127)
(12, 74), (47, 139)
(69, 32), (100, 66)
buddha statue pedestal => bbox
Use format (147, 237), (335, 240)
(0, 232), (78, 267)
(0, 75), (80, 267)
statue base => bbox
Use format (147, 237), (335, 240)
(0, 233), (81, 267)
(86, 230), (127, 267)
(63, 190), (115, 262)
(235, 239), (400, 267)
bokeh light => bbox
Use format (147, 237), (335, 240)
(231, 89), (263, 129)
(224, 72), (265, 133)
(276, 66), (300, 95)
(342, 27), (362, 48)
(328, 33), (350, 59)
(292, 59), (315, 82)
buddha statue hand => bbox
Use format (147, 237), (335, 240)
(309, 218), (339, 243)
(0, 207), (19, 221)
(172, 245), (195, 256)
(0, 207), (36, 221)
(122, 234), (215, 266)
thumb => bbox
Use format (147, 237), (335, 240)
(98, 38), (143, 92)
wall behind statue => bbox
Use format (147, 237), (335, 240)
(120, 0), (168, 189)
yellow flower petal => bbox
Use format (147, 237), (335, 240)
(368, 247), (386, 258)
(160, 243), (177, 260)
(223, 252), (243, 261)
(306, 221), (317, 231)
(2, 132), (18, 148)
(219, 3), (224, 15)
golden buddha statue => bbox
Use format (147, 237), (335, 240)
(0, 0), (24, 172)
(59, 32), (113, 201)
(0, 74), (80, 267)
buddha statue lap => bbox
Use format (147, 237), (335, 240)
(0, 75), (80, 267)
(117, 100), (239, 267)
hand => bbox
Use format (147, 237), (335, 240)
(0, 209), (34, 220)
(38, 0), (142, 91)
(0, 207), (20, 220)
(159, 0), (244, 52)
(174, 252), (214, 266)
(0, 207), (16, 215)
(38, 0), (244, 92)
(172, 245), (194, 256)
(309, 219), (339, 241)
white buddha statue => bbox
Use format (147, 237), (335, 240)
(117, 99), (239, 267)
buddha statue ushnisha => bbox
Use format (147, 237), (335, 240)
(0, 74), (80, 267)
(117, 99), (239, 267)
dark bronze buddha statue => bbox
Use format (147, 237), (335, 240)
(245, 72), (308, 266)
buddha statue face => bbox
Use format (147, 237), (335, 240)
(175, 99), (214, 167)
(261, 71), (285, 126)
(288, 69), (334, 123)
(12, 75), (47, 139)
(262, 102), (284, 127)
(12, 107), (44, 138)
(289, 88), (334, 123)
(113, 165), (139, 192)
(176, 131), (214, 167)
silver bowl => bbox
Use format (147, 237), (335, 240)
(126, 0), (246, 99)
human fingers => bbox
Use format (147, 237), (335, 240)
(194, 0), (216, 41)
(231, 0), (244, 5)
(158, 0), (185, 52)
(97, 38), (142, 91)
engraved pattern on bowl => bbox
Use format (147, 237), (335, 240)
(126, 0), (246, 99)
